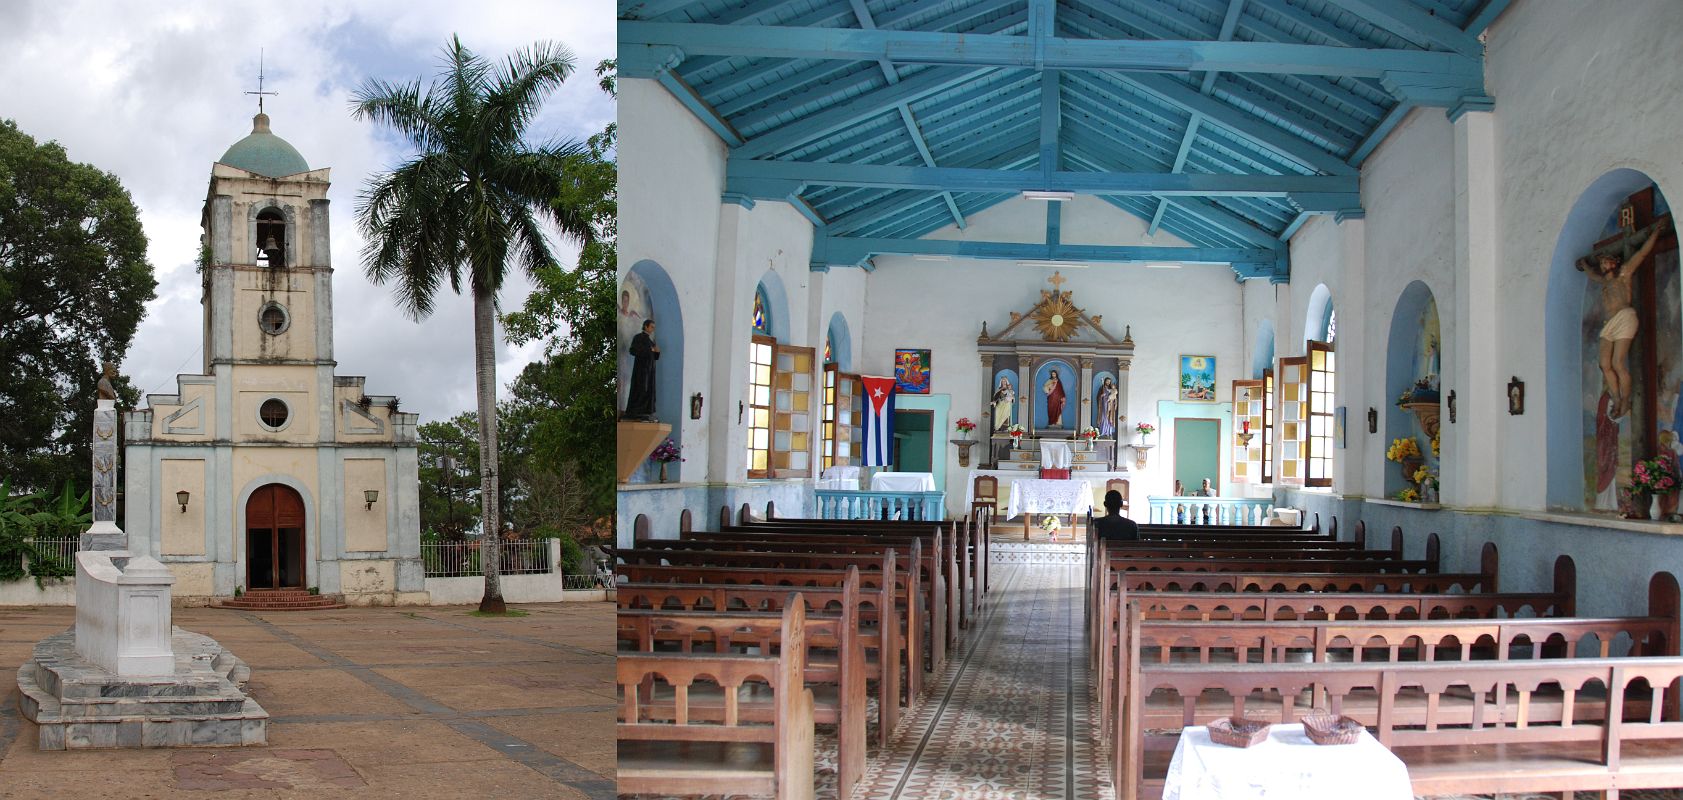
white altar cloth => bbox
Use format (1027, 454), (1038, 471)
(1039, 440), (1073, 469)
(817, 466), (862, 491)
(870, 472), (936, 492)
(1163, 723), (1411, 800)
(1005, 478), (1094, 519)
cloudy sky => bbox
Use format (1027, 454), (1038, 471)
(0, 0), (615, 425)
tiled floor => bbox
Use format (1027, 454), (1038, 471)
(853, 562), (1112, 800)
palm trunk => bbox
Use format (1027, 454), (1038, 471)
(474, 287), (506, 613)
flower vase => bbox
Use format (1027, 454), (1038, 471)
(1663, 491), (1680, 521)
(658, 462), (668, 483)
(1653, 493), (1664, 521)
(1627, 491), (1652, 520)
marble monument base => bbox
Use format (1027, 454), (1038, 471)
(16, 628), (268, 750)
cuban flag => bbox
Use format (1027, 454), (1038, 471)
(861, 376), (897, 467)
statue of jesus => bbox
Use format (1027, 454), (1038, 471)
(1044, 370), (1067, 428)
(1582, 219), (1668, 419)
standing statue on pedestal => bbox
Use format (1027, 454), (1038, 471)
(1096, 377), (1118, 438)
(1582, 219), (1668, 419)
(991, 376), (1015, 433)
(1044, 370), (1067, 428)
(624, 319), (660, 421)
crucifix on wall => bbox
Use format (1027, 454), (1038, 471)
(1577, 186), (1675, 476)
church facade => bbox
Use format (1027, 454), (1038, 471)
(123, 112), (427, 604)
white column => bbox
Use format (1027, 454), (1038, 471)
(1335, 217), (1368, 497)
(1019, 357), (1035, 436)
(1450, 107), (1499, 510)
(1078, 356), (1094, 434)
(707, 203), (750, 482)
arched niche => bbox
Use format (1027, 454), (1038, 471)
(826, 311), (853, 371)
(1385, 281), (1442, 497)
(625, 260), (686, 482)
(1031, 359), (1078, 431)
(1304, 284), (1334, 346)
(1253, 319), (1275, 379)
(1545, 170), (1678, 511)
(753, 269), (792, 343)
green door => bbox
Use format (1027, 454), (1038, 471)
(895, 410), (933, 473)
(1174, 418), (1221, 495)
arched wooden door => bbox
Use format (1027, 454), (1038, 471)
(246, 484), (306, 589)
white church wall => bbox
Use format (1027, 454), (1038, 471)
(864, 196), (1245, 512)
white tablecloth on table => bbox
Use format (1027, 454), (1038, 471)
(1005, 478), (1094, 519)
(870, 472), (936, 492)
(1039, 440), (1073, 469)
(1163, 723), (1412, 800)
(817, 466), (863, 491)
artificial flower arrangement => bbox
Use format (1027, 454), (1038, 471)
(1040, 514), (1062, 540)
(1006, 423), (1027, 438)
(1394, 487), (1421, 503)
(1412, 465), (1439, 491)
(1430, 434), (1440, 458)
(1632, 453), (1679, 495)
(1079, 426), (1100, 440)
(649, 438), (684, 463)
(954, 417), (977, 434)
(1385, 437), (1421, 463)
(1135, 422), (1156, 436)
(1396, 374), (1441, 406)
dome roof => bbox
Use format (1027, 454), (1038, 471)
(218, 113), (308, 178)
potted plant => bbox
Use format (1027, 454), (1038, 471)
(952, 418), (979, 467)
(649, 438), (683, 483)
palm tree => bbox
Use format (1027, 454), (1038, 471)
(352, 37), (594, 613)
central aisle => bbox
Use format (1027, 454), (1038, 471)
(853, 562), (1113, 799)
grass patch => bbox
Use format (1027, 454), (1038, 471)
(469, 609), (529, 618)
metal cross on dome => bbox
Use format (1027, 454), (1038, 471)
(245, 48), (278, 113)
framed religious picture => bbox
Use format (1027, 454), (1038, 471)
(894, 349), (932, 394)
(1179, 355), (1217, 402)
(1508, 376), (1525, 415)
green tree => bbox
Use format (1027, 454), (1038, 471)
(417, 416), (483, 540)
(503, 59), (618, 527)
(351, 37), (596, 613)
(0, 120), (154, 491)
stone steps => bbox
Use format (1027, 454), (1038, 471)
(211, 590), (346, 611)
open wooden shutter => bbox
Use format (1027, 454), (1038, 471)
(1261, 368), (1275, 484)
(1276, 356), (1309, 485)
(1306, 340), (1335, 488)
(771, 343), (816, 478)
(1231, 379), (1264, 483)
(835, 371), (859, 467)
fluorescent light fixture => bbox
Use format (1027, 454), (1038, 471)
(1017, 260), (1089, 269)
(1022, 190), (1075, 201)
(1145, 263), (1182, 269)
(913, 254), (952, 262)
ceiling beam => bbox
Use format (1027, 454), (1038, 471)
(1153, 0), (1242, 236)
(620, 21), (1485, 80)
(813, 234), (1284, 273)
(732, 66), (993, 158)
(1321, 0), (1483, 58)
(726, 158), (1360, 198)
(1463, 0), (1511, 34)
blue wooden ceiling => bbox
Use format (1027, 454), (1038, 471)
(620, 0), (1507, 278)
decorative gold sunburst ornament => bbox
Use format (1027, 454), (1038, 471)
(1031, 271), (1085, 342)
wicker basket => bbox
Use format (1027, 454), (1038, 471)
(1207, 716), (1271, 748)
(1300, 712), (1363, 745)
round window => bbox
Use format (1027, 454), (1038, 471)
(259, 398), (289, 430)
(258, 303), (289, 335)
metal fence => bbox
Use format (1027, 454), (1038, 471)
(421, 540), (553, 578)
(25, 537), (79, 576)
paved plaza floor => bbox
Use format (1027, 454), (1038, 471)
(0, 602), (614, 799)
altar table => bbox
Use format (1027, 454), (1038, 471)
(1005, 478), (1094, 520)
(1163, 723), (1411, 800)
(870, 471), (936, 492)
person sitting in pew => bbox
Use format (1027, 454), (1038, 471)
(1091, 490), (1139, 542)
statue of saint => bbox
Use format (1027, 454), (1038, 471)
(96, 361), (118, 401)
(991, 376), (1015, 433)
(1582, 219), (1668, 419)
(1044, 370), (1067, 428)
(1096, 377), (1118, 437)
(624, 319), (660, 421)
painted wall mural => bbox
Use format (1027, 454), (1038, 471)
(618, 271), (651, 414)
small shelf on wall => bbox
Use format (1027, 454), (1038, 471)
(1400, 401), (1441, 440)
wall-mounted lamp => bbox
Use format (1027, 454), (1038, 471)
(364, 489), (379, 510)
(176, 490), (190, 513)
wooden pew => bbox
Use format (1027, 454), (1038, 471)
(1118, 653), (1683, 799)
(615, 543), (949, 671)
(617, 568), (868, 799)
(616, 560), (913, 738)
(617, 595), (815, 800)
